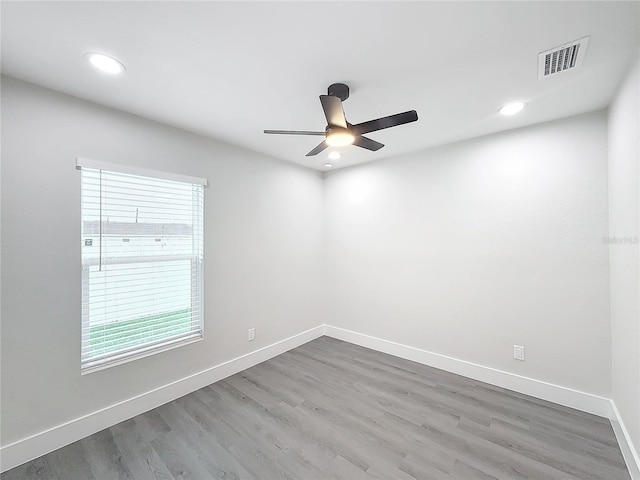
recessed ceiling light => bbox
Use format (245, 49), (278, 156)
(86, 53), (126, 74)
(328, 152), (341, 160)
(499, 101), (525, 116)
(324, 163), (333, 168)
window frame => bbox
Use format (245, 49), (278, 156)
(77, 158), (206, 374)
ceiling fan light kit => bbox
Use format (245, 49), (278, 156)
(264, 83), (418, 157)
(325, 127), (355, 147)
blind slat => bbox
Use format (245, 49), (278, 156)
(80, 309), (202, 337)
(82, 303), (202, 321)
(82, 254), (201, 266)
(82, 319), (198, 347)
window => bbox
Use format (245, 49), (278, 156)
(78, 158), (205, 372)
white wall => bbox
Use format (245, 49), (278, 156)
(0, 76), (324, 446)
(608, 55), (640, 461)
(325, 111), (611, 396)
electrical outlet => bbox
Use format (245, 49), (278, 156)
(248, 328), (255, 342)
(513, 345), (525, 361)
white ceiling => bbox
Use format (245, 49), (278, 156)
(2, 1), (638, 171)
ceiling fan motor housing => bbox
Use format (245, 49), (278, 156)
(328, 83), (349, 102)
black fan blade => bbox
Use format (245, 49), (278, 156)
(305, 141), (329, 157)
(353, 135), (384, 152)
(264, 130), (325, 136)
(352, 110), (418, 136)
(320, 95), (347, 128)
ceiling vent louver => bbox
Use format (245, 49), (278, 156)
(538, 36), (589, 79)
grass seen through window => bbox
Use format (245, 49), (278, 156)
(89, 309), (191, 355)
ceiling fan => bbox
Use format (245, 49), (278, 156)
(264, 83), (418, 157)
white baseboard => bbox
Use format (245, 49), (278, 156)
(0, 325), (324, 473)
(323, 325), (612, 417)
(610, 401), (640, 479)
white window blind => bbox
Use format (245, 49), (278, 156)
(78, 159), (205, 372)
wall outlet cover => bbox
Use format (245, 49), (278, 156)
(514, 345), (525, 361)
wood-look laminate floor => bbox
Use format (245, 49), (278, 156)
(2, 337), (631, 480)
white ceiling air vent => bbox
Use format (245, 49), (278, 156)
(538, 36), (589, 79)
